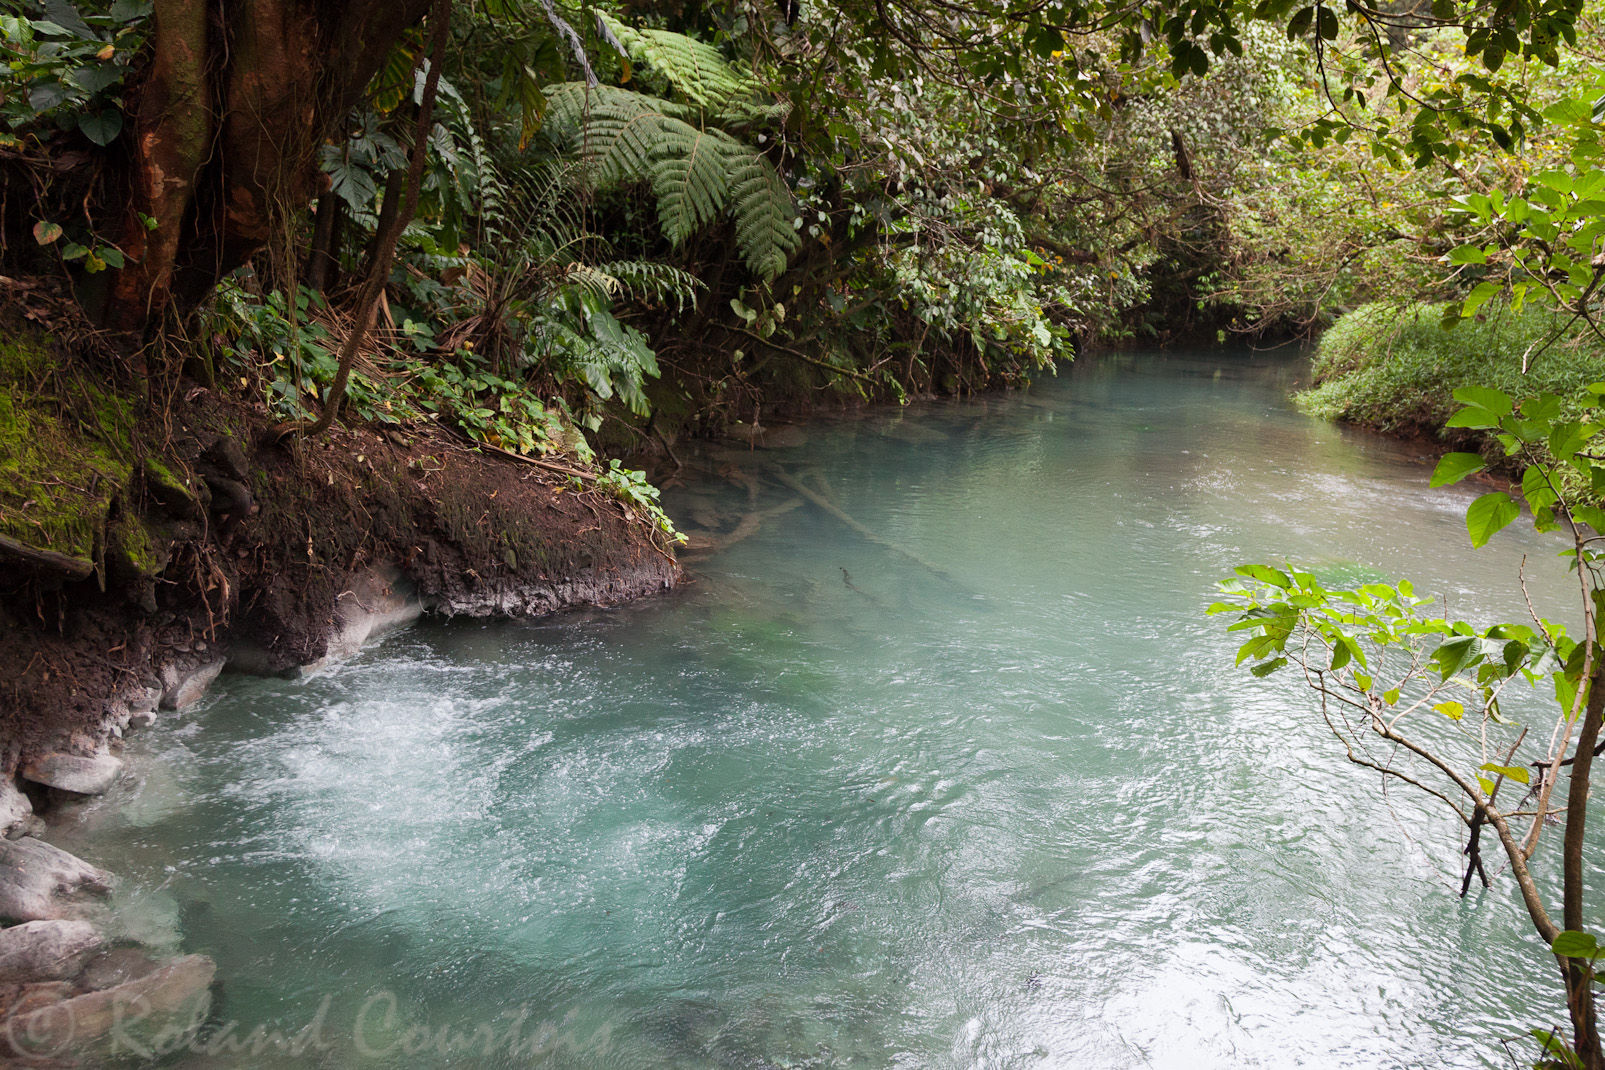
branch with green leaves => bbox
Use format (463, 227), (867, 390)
(1216, 378), (1605, 1064)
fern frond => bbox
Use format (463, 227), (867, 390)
(652, 128), (740, 244)
(545, 84), (797, 280)
(597, 12), (749, 110)
(713, 97), (791, 134)
(544, 84), (699, 184)
(729, 153), (799, 282)
(592, 260), (705, 311)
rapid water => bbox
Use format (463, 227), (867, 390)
(61, 350), (1594, 1068)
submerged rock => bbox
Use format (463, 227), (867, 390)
(21, 752), (124, 796)
(75, 945), (159, 991)
(60, 954), (214, 1049)
(0, 979), (76, 1040)
(1, 953), (215, 1062)
(160, 659), (224, 710)
(0, 839), (114, 923)
(0, 921), (103, 982)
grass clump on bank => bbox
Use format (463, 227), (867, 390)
(1296, 302), (1605, 435)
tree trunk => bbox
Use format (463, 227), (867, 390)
(306, 189), (343, 293)
(106, 0), (213, 335)
(359, 169), (406, 283)
(284, 0), (451, 440)
(103, 0), (435, 333)
(1563, 655), (1605, 1067)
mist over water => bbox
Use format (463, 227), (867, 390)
(61, 350), (1593, 1068)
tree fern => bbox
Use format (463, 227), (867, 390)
(545, 84), (798, 280)
(652, 128), (739, 244)
(572, 260), (705, 311)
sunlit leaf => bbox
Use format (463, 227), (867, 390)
(1479, 762), (1530, 784)
(1430, 452), (1486, 488)
(1553, 931), (1599, 958)
(1466, 492), (1519, 548)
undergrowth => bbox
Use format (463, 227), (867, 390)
(206, 282), (684, 543)
(1297, 302), (1605, 433)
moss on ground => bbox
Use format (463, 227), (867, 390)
(1297, 302), (1605, 433)
(0, 334), (135, 561)
(105, 511), (161, 578)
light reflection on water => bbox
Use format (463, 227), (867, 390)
(59, 350), (1591, 1068)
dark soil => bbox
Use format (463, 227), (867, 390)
(0, 328), (676, 773)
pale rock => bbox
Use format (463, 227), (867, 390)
(0, 782), (31, 839)
(51, 954), (214, 1056)
(123, 685), (160, 716)
(0, 979), (76, 1053)
(0, 921), (104, 983)
(0, 839), (114, 923)
(327, 564), (424, 658)
(160, 660), (224, 710)
(0, 954), (215, 1061)
(21, 753), (123, 797)
(7, 817), (45, 842)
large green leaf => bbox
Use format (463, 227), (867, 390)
(1466, 492), (1519, 548)
(1235, 563), (1292, 589)
(1553, 931), (1599, 958)
(1431, 636), (1478, 680)
(77, 108), (122, 145)
(1430, 452), (1485, 488)
(1452, 386), (1513, 416)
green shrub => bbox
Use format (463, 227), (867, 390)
(1297, 302), (1605, 434)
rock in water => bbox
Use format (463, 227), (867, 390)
(1, 954), (216, 1062)
(0, 840), (114, 923)
(326, 563), (424, 659)
(0, 921), (103, 982)
(0, 782), (32, 839)
(21, 753), (124, 797)
(74, 946), (159, 992)
(160, 659), (225, 710)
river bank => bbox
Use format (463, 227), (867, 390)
(1295, 301), (1605, 448)
(0, 321), (677, 1059)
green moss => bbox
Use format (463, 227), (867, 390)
(0, 334), (135, 561)
(0, 337), (51, 381)
(1297, 302), (1605, 431)
(105, 512), (162, 580)
(143, 456), (197, 502)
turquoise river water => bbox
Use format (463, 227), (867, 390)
(58, 350), (1600, 1068)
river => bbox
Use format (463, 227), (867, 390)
(58, 349), (1589, 1068)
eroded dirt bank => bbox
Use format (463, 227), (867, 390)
(3, 350), (676, 764)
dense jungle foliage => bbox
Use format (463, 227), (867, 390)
(3, 0), (1596, 473)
